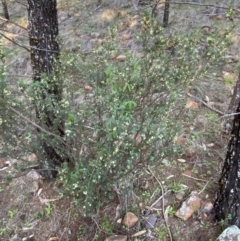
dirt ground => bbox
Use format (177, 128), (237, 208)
(1, 0), (240, 240)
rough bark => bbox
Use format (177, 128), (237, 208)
(214, 84), (240, 226)
(2, 0), (9, 20)
(163, 0), (170, 28)
(27, 0), (67, 176)
(223, 73), (240, 133)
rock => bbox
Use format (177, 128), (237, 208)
(142, 214), (157, 229)
(26, 169), (42, 180)
(122, 212), (139, 228)
(116, 54), (126, 61)
(175, 191), (201, 221)
(176, 191), (186, 201)
(27, 153), (38, 162)
(104, 235), (127, 241)
(11, 234), (22, 241)
(161, 159), (169, 166)
(216, 225), (240, 241)
(203, 202), (213, 213)
(22, 234), (35, 241)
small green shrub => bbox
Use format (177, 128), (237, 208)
(58, 16), (231, 215)
(0, 14), (232, 216)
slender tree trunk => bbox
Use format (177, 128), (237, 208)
(223, 73), (240, 133)
(163, 0), (170, 28)
(214, 75), (240, 226)
(27, 0), (67, 177)
(2, 0), (9, 20)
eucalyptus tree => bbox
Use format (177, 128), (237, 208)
(27, 0), (68, 177)
(214, 73), (240, 227)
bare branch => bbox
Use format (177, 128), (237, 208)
(0, 16), (28, 31)
(0, 32), (30, 51)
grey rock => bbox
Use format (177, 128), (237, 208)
(143, 214), (158, 229)
(216, 225), (240, 241)
(176, 191), (186, 201)
(11, 234), (22, 241)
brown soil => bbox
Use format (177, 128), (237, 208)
(1, 0), (240, 240)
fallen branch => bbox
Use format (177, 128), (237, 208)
(187, 92), (224, 115)
(0, 16), (28, 31)
(182, 173), (206, 182)
(0, 32), (30, 52)
(198, 180), (210, 195)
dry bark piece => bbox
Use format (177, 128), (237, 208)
(104, 235), (127, 241)
(132, 230), (147, 237)
(47, 237), (59, 241)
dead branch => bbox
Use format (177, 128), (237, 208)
(187, 92), (224, 115)
(0, 16), (28, 31)
(0, 32), (30, 51)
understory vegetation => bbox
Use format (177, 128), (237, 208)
(0, 12), (232, 215)
(0, 0), (239, 240)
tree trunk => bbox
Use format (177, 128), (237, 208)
(2, 0), (9, 20)
(27, 0), (67, 177)
(223, 72), (240, 133)
(214, 76), (240, 226)
(163, 0), (170, 28)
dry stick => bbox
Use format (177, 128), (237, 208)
(0, 31), (60, 53)
(182, 174), (206, 182)
(0, 16), (28, 31)
(0, 32), (30, 52)
(5, 74), (33, 78)
(6, 104), (67, 146)
(148, 166), (173, 241)
(198, 180), (210, 195)
(150, 190), (171, 208)
(131, 1), (240, 15)
(64, 0), (108, 41)
(15, 0), (28, 8)
(187, 92), (224, 115)
(169, 1), (240, 13)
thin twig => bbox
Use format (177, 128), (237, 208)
(170, 1), (240, 13)
(0, 16), (28, 31)
(0, 32), (30, 52)
(220, 112), (240, 118)
(5, 104), (66, 146)
(198, 180), (210, 195)
(63, 0), (108, 41)
(150, 190), (171, 208)
(5, 74), (33, 78)
(187, 92), (224, 115)
(145, 206), (162, 211)
(148, 166), (173, 241)
(15, 0), (28, 8)
(182, 173), (206, 182)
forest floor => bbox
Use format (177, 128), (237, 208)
(1, 0), (240, 240)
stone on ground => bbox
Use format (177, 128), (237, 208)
(122, 212), (139, 228)
(216, 225), (240, 241)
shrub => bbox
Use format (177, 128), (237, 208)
(0, 15), (232, 215)
(58, 17), (231, 215)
